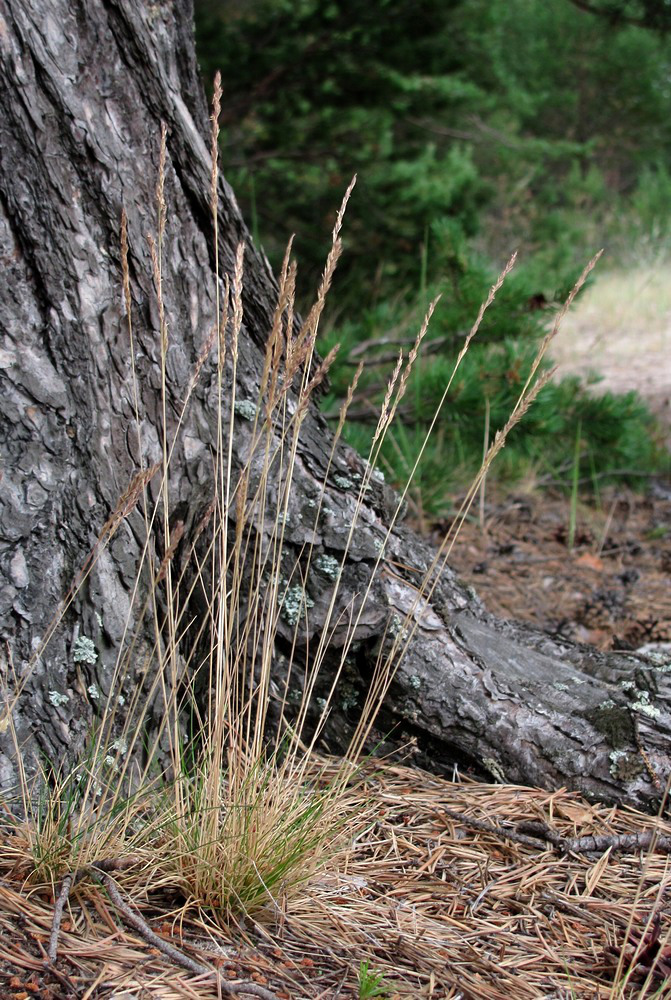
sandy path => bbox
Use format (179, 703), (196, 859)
(551, 264), (671, 432)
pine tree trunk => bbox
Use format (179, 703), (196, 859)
(0, 0), (669, 812)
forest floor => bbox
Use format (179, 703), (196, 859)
(3, 496), (670, 998)
(439, 481), (671, 655)
(2, 756), (670, 1000)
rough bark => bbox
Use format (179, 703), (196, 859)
(0, 0), (669, 812)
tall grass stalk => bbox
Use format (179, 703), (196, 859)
(479, 395), (490, 538)
(568, 418), (582, 551)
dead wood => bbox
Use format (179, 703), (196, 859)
(436, 804), (671, 855)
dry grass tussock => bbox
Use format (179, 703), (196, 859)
(1, 79), (669, 997)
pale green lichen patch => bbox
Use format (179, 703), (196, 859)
(314, 553), (340, 579)
(620, 680), (661, 718)
(630, 688), (661, 718)
(233, 399), (258, 421)
(637, 643), (671, 668)
(389, 614), (409, 642)
(88, 683), (102, 701)
(48, 690), (70, 707)
(76, 772), (102, 797)
(279, 584), (315, 627)
(73, 635), (97, 664)
(409, 674), (421, 690)
(643, 650), (671, 667)
(334, 474), (353, 489)
(340, 682), (359, 711)
(553, 682), (569, 692)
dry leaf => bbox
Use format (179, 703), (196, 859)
(555, 802), (594, 824)
(575, 552), (604, 571)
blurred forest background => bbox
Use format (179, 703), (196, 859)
(194, 0), (671, 519)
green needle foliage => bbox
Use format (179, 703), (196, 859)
(320, 243), (668, 516)
(194, 0), (671, 511)
(195, 0), (671, 302)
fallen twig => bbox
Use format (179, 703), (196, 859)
(35, 933), (80, 993)
(436, 806), (671, 855)
(47, 856), (141, 964)
(517, 820), (671, 855)
(48, 872), (75, 963)
(435, 806), (549, 850)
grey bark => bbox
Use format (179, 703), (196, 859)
(0, 0), (669, 813)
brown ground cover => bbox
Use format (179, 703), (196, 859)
(441, 483), (671, 654)
(1, 759), (670, 999)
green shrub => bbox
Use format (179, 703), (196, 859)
(321, 251), (668, 517)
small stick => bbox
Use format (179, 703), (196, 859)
(48, 873), (74, 963)
(48, 857), (140, 963)
(437, 806), (671, 855)
(36, 933), (79, 992)
(517, 821), (671, 855)
(436, 806), (549, 851)
(46, 859), (279, 1000)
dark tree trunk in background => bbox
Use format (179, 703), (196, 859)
(1, 0), (669, 812)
